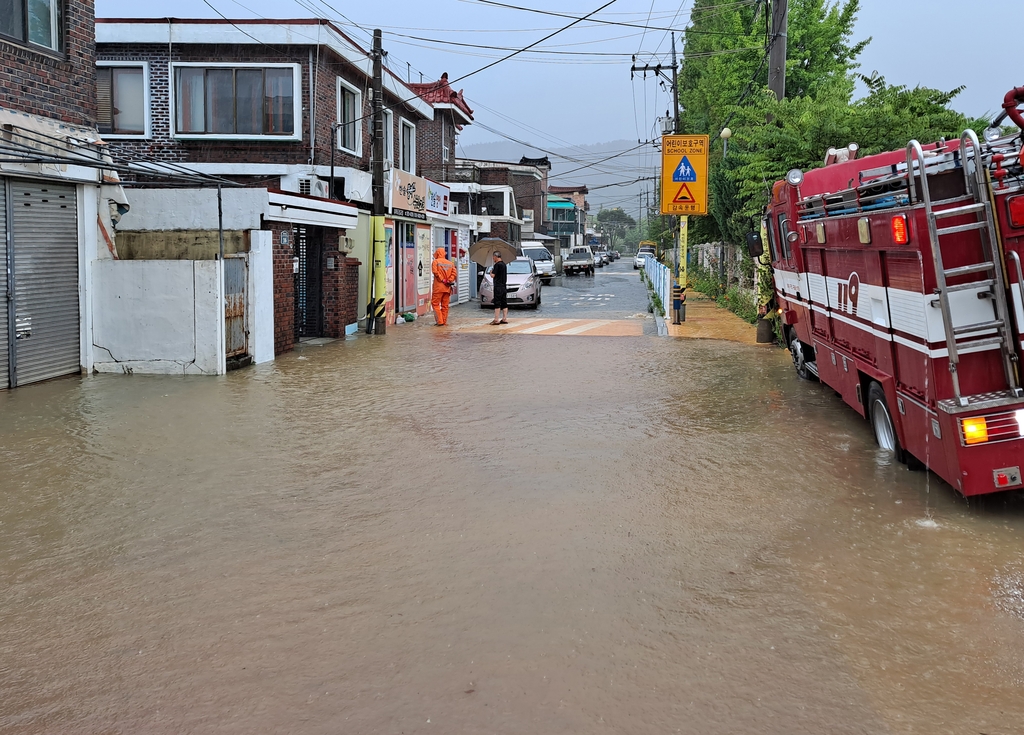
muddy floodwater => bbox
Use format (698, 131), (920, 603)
(2, 320), (1024, 734)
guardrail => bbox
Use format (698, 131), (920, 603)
(643, 255), (670, 317)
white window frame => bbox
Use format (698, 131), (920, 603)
(442, 119), (450, 162)
(399, 117), (416, 173)
(97, 61), (151, 139)
(335, 77), (363, 156)
(169, 62), (303, 141)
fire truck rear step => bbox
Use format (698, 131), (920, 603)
(938, 389), (1024, 415)
(907, 132), (1022, 407)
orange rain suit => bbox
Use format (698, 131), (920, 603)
(431, 248), (458, 325)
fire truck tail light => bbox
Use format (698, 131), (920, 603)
(962, 417), (989, 444)
(891, 214), (909, 244)
(1007, 195), (1024, 229)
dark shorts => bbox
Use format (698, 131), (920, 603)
(493, 287), (508, 309)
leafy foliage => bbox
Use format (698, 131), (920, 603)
(675, 0), (987, 246)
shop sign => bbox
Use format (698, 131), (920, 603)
(391, 169), (428, 220)
(425, 179), (450, 216)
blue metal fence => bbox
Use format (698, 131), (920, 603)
(643, 255), (670, 317)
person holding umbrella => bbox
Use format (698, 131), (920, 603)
(490, 250), (508, 325)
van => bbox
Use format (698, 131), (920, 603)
(522, 245), (556, 282)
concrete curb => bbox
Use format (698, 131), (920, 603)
(654, 313), (668, 336)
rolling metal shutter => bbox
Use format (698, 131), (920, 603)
(1, 181), (8, 389)
(10, 180), (80, 386)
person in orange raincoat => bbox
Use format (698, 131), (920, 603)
(431, 247), (457, 326)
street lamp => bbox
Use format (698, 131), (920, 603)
(720, 127), (732, 158)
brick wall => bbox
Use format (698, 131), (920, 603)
(97, 41), (423, 171)
(0, 0), (96, 126)
(323, 252), (361, 337)
(266, 221), (296, 355)
(416, 111), (456, 180)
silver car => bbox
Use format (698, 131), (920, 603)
(479, 257), (542, 309)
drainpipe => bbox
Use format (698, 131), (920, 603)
(308, 47), (315, 165)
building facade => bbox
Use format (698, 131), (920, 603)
(1, 0), (107, 389)
(96, 18), (434, 354)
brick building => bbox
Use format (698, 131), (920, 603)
(0, 0), (108, 389)
(95, 18), (434, 354)
(408, 73), (474, 184)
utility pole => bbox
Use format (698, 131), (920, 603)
(368, 29), (387, 335)
(767, 0), (788, 102)
(670, 32), (680, 133)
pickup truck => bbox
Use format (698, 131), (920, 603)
(564, 249), (594, 276)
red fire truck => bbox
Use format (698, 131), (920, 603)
(757, 86), (1024, 496)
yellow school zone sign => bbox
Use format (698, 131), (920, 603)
(660, 135), (709, 216)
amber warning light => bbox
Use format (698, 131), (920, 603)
(891, 214), (909, 244)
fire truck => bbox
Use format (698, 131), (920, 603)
(755, 86), (1024, 497)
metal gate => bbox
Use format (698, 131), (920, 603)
(2, 178), (80, 388)
(295, 226), (323, 339)
(224, 255), (247, 358)
(1, 181), (9, 389)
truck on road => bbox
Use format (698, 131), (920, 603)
(564, 246), (595, 276)
(757, 85), (1024, 496)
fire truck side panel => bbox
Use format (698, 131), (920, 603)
(992, 188), (1024, 355)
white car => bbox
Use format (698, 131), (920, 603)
(634, 248), (655, 269)
(522, 246), (556, 282)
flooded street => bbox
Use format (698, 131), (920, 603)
(2, 267), (1023, 734)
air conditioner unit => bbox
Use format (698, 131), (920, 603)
(311, 179), (330, 198)
(298, 178), (312, 195)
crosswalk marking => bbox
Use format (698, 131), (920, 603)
(520, 319), (576, 333)
(558, 320), (612, 335)
(456, 318), (643, 337)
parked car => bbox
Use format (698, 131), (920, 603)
(479, 256), (542, 308)
(634, 246), (655, 269)
(609, 250), (620, 261)
(522, 245), (556, 282)
(597, 251), (611, 266)
(593, 251), (605, 267)
(564, 246), (594, 276)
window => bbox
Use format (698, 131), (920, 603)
(336, 78), (362, 154)
(442, 121), (450, 162)
(399, 119), (416, 173)
(97, 64), (148, 137)
(173, 65), (297, 138)
(0, 0), (61, 52)
(764, 217), (779, 262)
(777, 214), (791, 260)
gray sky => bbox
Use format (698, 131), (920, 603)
(97, 0), (1020, 202)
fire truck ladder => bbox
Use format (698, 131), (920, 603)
(907, 132), (1022, 408)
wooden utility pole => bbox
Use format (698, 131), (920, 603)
(767, 0), (788, 101)
(368, 29), (387, 335)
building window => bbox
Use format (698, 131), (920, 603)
(97, 64), (148, 137)
(336, 78), (362, 155)
(0, 0), (62, 51)
(399, 119), (416, 173)
(172, 65), (297, 138)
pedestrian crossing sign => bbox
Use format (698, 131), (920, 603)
(661, 135), (708, 215)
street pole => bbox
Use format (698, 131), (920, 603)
(369, 29), (387, 335)
(670, 32), (680, 133)
(768, 0), (788, 102)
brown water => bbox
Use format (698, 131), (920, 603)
(1, 327), (1023, 734)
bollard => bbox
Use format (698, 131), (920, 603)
(671, 282), (683, 325)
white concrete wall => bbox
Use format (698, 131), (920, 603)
(79, 184), (99, 374)
(115, 188), (269, 231)
(248, 230), (274, 364)
(92, 260), (225, 375)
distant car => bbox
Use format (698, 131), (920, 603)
(609, 251), (620, 261)
(634, 247), (655, 269)
(522, 246), (556, 282)
(479, 256), (542, 309)
(598, 251), (611, 265)
(593, 251), (605, 267)
(564, 246), (595, 276)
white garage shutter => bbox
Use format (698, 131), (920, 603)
(0, 181), (8, 389)
(10, 180), (80, 386)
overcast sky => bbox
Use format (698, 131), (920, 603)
(96, 0), (1020, 198)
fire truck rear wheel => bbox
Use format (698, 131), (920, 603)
(867, 382), (906, 462)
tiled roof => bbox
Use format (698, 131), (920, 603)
(548, 185), (588, 194)
(407, 73), (474, 120)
